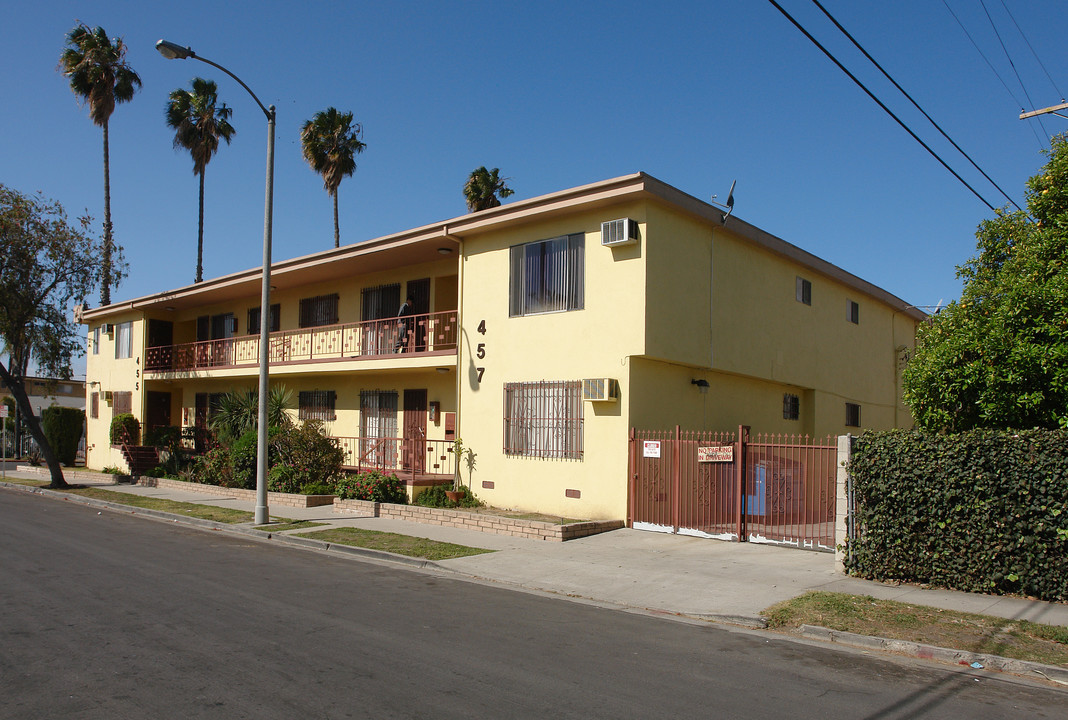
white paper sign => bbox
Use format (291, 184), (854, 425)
(643, 440), (661, 458)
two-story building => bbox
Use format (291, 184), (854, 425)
(82, 173), (923, 519)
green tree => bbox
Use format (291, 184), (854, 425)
(463, 166), (514, 212)
(903, 135), (1068, 432)
(208, 385), (292, 445)
(166, 78), (236, 283)
(0, 184), (123, 488)
(300, 107), (366, 248)
(58, 23), (140, 306)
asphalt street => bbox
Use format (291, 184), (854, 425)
(2, 491), (1064, 719)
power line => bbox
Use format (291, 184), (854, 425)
(765, 0), (998, 213)
(809, 0), (1022, 213)
(979, 0), (1050, 140)
(998, 0), (1064, 101)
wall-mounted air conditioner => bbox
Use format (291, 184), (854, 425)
(601, 218), (639, 247)
(582, 378), (620, 402)
(104, 391), (114, 403)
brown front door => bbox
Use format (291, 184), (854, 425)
(402, 389), (427, 472)
(145, 391), (172, 435)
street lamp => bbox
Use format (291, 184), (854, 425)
(157, 39), (275, 525)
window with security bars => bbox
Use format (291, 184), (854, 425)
(509, 234), (584, 316)
(360, 390), (398, 465)
(112, 391), (132, 416)
(299, 390), (336, 421)
(248, 303), (281, 335)
(783, 393), (799, 420)
(846, 402), (861, 427)
(90, 392), (99, 419)
(503, 380), (583, 459)
(299, 293), (339, 328)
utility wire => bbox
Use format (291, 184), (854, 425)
(765, 0), (998, 213)
(980, 0), (1050, 140)
(999, 0), (1064, 101)
(809, 0), (1021, 212)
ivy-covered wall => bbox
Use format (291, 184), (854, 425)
(846, 429), (1068, 602)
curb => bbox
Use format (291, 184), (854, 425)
(799, 624), (1068, 686)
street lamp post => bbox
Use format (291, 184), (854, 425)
(156, 39), (275, 524)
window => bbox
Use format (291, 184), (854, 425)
(795, 277), (812, 306)
(848, 300), (859, 324)
(92, 326), (100, 355)
(509, 234), (584, 316)
(783, 393), (799, 421)
(112, 391), (132, 416)
(503, 380), (583, 459)
(846, 402), (861, 427)
(90, 392), (99, 419)
(113, 322), (133, 359)
(299, 390), (336, 421)
(360, 390), (398, 465)
(300, 293), (339, 328)
(248, 303), (281, 335)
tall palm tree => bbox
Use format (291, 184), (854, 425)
(165, 78), (236, 283)
(58, 24), (140, 307)
(300, 108), (366, 248)
(464, 167), (514, 212)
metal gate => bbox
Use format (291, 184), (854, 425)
(628, 426), (838, 551)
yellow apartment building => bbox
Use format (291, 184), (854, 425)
(81, 173), (923, 520)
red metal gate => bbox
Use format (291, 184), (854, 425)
(628, 426), (837, 551)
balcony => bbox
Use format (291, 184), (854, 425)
(145, 310), (457, 374)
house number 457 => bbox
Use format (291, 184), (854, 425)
(475, 320), (486, 383)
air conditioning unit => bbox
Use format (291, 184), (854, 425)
(104, 323), (115, 335)
(103, 391), (114, 403)
(601, 218), (639, 247)
(582, 378), (620, 402)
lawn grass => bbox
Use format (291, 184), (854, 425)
(295, 526), (495, 561)
(254, 520), (327, 532)
(58, 487), (255, 524)
(763, 591), (1068, 668)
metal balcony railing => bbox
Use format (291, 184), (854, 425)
(144, 310), (457, 373)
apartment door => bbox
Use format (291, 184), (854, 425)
(146, 320), (173, 371)
(402, 389), (427, 472)
(406, 278), (430, 351)
(145, 391), (172, 434)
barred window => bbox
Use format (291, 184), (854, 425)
(509, 234), (584, 316)
(248, 303), (281, 335)
(360, 390), (398, 466)
(783, 393), (799, 421)
(299, 293), (339, 328)
(299, 390), (337, 421)
(112, 391), (132, 416)
(90, 392), (99, 419)
(846, 402), (861, 428)
(503, 380), (583, 459)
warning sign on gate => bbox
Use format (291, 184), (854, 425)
(642, 441), (661, 458)
(698, 445), (733, 463)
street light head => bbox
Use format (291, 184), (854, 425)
(156, 39), (194, 60)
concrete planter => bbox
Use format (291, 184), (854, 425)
(136, 476), (336, 508)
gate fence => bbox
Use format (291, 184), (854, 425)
(628, 425), (838, 552)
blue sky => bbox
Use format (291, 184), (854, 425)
(7, 1), (1068, 378)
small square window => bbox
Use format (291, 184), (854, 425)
(783, 393), (799, 420)
(848, 300), (859, 324)
(796, 277), (812, 305)
(845, 402), (861, 427)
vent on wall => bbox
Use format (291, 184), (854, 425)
(582, 378), (619, 402)
(601, 218), (639, 247)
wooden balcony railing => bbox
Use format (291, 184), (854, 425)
(145, 310), (457, 373)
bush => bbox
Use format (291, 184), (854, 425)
(414, 484), (482, 508)
(110, 413), (140, 445)
(41, 406), (84, 466)
(267, 464), (300, 494)
(300, 481), (335, 496)
(190, 446), (233, 487)
(229, 429), (260, 490)
(269, 420), (344, 490)
(335, 470), (407, 504)
(846, 428), (1068, 602)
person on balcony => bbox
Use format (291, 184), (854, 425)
(394, 294), (415, 353)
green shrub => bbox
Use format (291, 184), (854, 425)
(300, 481), (335, 496)
(229, 429), (260, 490)
(41, 406), (84, 466)
(267, 464), (300, 494)
(335, 470), (407, 504)
(191, 446), (233, 487)
(846, 428), (1068, 602)
(109, 413), (140, 445)
(269, 420), (344, 490)
(414, 484), (482, 508)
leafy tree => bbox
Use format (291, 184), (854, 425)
(58, 23), (140, 306)
(208, 385), (292, 445)
(0, 184), (123, 488)
(903, 135), (1068, 432)
(463, 166), (514, 212)
(166, 78), (236, 283)
(300, 107), (366, 248)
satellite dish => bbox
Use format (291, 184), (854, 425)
(711, 180), (736, 223)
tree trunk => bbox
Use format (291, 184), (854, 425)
(0, 363), (67, 489)
(196, 170), (205, 283)
(333, 189), (340, 248)
(101, 121), (113, 307)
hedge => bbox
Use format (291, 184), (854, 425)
(41, 406), (84, 466)
(846, 428), (1068, 602)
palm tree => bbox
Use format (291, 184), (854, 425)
(464, 167), (514, 212)
(58, 24), (141, 307)
(165, 78), (236, 283)
(300, 108), (366, 248)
